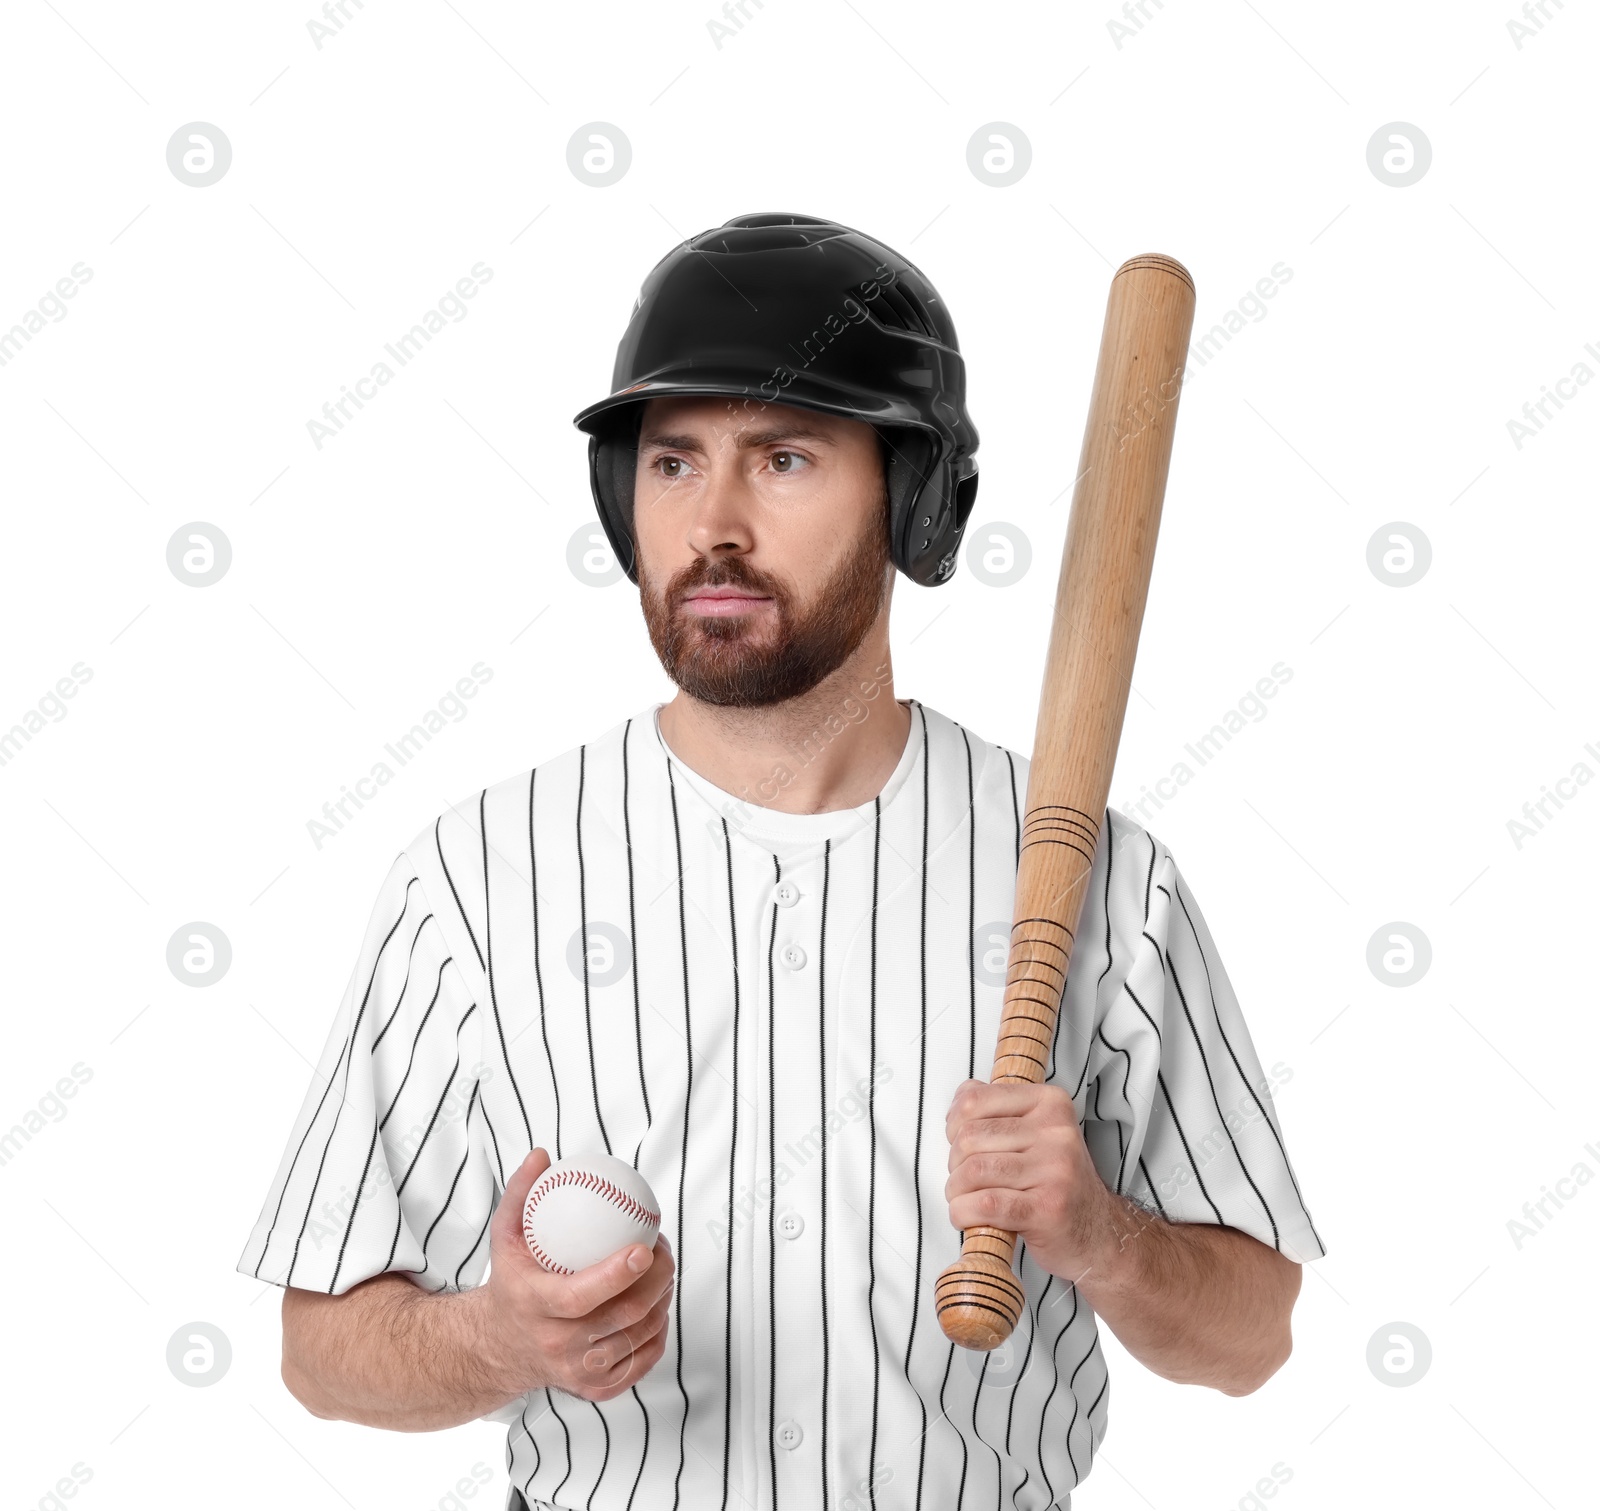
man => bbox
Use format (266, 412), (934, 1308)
(239, 213), (1325, 1510)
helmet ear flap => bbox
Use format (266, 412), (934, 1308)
(879, 427), (927, 478)
(878, 427), (975, 585)
(879, 426), (937, 556)
(588, 406), (643, 583)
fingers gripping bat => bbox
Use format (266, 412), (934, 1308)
(935, 254), (1197, 1351)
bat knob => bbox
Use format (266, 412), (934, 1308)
(934, 1249), (1027, 1351)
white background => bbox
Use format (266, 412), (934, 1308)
(1, 2), (1595, 1508)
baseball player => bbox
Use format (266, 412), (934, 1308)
(240, 213), (1325, 1511)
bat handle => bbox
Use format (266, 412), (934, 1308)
(937, 913), (1077, 1350)
(935, 1224), (1028, 1351)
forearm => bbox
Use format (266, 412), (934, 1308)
(1071, 1193), (1301, 1395)
(281, 1275), (526, 1431)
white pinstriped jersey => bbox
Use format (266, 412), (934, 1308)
(239, 696), (1325, 1511)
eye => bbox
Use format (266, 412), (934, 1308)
(655, 456), (690, 479)
(770, 449), (809, 474)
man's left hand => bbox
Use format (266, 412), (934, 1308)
(944, 1079), (1116, 1283)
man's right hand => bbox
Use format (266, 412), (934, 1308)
(477, 1147), (676, 1404)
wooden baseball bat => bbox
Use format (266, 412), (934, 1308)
(935, 253), (1196, 1351)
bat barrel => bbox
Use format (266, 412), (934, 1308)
(936, 253), (1196, 1352)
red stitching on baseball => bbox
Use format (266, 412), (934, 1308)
(523, 1165), (661, 1271)
(523, 1233), (573, 1275)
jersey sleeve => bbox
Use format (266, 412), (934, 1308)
(1058, 811), (1326, 1264)
(236, 848), (498, 1296)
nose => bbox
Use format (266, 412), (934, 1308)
(683, 445), (756, 561)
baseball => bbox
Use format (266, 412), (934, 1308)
(522, 1153), (662, 1274)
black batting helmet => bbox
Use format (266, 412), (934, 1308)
(572, 211), (980, 587)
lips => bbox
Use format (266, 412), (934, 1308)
(681, 588), (772, 617)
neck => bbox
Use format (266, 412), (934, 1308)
(655, 630), (911, 816)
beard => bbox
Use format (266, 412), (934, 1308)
(638, 506), (891, 709)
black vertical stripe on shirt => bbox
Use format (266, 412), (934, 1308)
(265, 873), (417, 1282)
(1019, 1273), (1066, 1506)
(584, 1401), (612, 1511)
(333, 1124), (383, 1293)
(481, 790), (533, 1150)
(766, 854), (781, 1511)
(1034, 1284), (1079, 1502)
(530, 768), (562, 1160)
(371, 910), (435, 1051)
(960, 726), (977, 1084)
(622, 735), (654, 1511)
(455, 1197), (492, 1289)
(1121, 978), (1164, 1049)
(1084, 1363), (1109, 1444)
(999, 1238), (1036, 1510)
(1004, 750), (1021, 865)
(906, 703), (931, 1511)
(625, 1383), (652, 1511)
(664, 758), (693, 1511)
(436, 817), (484, 971)
(1172, 879), (1324, 1252)
(1161, 943), (1280, 1246)
(305, 996), (414, 1286)
(517, 1398), (543, 1491)
(1004, 1268), (1041, 1482)
(1004, 1329), (1036, 1504)
(420, 1081), (482, 1260)
(1094, 1024), (1135, 1194)
(576, 745), (614, 1157)
(1149, 1062), (1226, 1225)
(377, 959), (448, 1129)
(1004, 1248), (1043, 1504)
(1117, 973), (1208, 1231)
(818, 837), (833, 1511)
(395, 1004), (477, 1199)
(1073, 809), (1119, 1103)
(967, 1347), (1004, 1507)
(1136, 1156), (1170, 1220)
(624, 720), (653, 1164)
(935, 1345), (969, 1511)
(478, 1085), (506, 1191)
(382, 1009), (477, 1271)
(1090, 1076), (1116, 1178)
(719, 821), (741, 1511)
(547, 1389), (573, 1508)
(867, 802), (884, 1510)
(1061, 1332), (1101, 1483)
(617, 736), (656, 1511)
(940, 726), (979, 1510)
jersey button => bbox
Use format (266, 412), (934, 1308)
(780, 943), (807, 971)
(775, 1419), (803, 1451)
(777, 1209), (804, 1240)
(773, 881), (801, 908)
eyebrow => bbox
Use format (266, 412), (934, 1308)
(637, 424), (839, 453)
